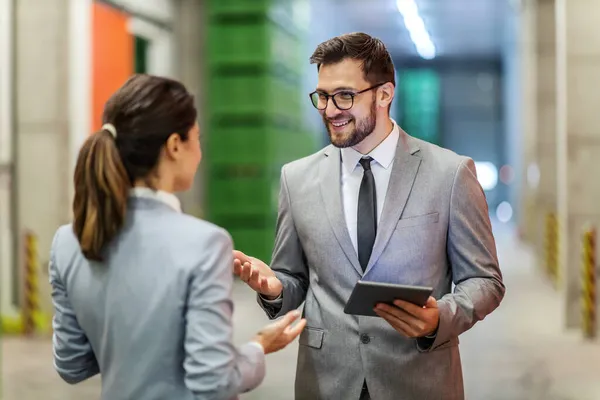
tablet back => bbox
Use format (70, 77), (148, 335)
(344, 280), (433, 317)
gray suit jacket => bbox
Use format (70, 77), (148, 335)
(258, 131), (505, 400)
(49, 196), (265, 400)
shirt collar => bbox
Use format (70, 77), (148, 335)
(340, 119), (400, 173)
(129, 187), (182, 213)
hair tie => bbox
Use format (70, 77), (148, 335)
(102, 123), (117, 139)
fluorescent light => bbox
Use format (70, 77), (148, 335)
(396, 0), (436, 59)
(396, 0), (418, 16)
(474, 161), (498, 191)
(496, 201), (513, 223)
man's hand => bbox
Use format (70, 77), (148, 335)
(233, 250), (283, 299)
(374, 296), (440, 338)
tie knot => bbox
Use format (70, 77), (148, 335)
(359, 157), (373, 171)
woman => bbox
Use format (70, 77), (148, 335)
(49, 74), (305, 400)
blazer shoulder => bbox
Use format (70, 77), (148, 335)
(280, 145), (331, 182)
(162, 212), (233, 246)
(410, 135), (471, 174)
(49, 224), (79, 277)
(51, 224), (77, 254)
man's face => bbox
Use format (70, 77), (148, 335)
(315, 58), (377, 148)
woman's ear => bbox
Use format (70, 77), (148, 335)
(164, 133), (182, 160)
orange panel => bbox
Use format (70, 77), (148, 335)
(91, 2), (133, 133)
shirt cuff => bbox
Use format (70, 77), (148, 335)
(424, 327), (438, 339)
(259, 292), (283, 304)
(248, 341), (264, 353)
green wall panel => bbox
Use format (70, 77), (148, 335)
(398, 69), (441, 145)
(205, 0), (316, 262)
(134, 36), (149, 74)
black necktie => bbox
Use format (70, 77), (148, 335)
(357, 157), (377, 272)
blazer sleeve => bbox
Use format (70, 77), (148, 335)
(257, 165), (309, 319)
(49, 228), (100, 384)
(421, 157), (506, 351)
(184, 228), (266, 400)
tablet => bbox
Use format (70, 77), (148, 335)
(343, 280), (433, 317)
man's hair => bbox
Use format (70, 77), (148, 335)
(309, 32), (396, 87)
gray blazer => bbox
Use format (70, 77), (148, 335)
(49, 196), (265, 400)
(258, 131), (506, 400)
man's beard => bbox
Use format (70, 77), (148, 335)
(324, 100), (377, 148)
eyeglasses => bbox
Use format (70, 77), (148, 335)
(309, 82), (387, 111)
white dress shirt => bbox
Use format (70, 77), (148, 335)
(130, 187), (182, 213)
(340, 121), (399, 253)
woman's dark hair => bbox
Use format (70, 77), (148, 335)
(73, 74), (197, 261)
(309, 32), (396, 87)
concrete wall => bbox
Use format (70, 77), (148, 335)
(172, 0), (206, 215)
(14, 0), (72, 316)
(0, 0), (16, 315)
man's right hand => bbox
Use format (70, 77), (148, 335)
(233, 250), (283, 299)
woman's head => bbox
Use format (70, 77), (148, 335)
(73, 74), (199, 261)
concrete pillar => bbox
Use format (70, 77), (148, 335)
(14, 0), (71, 317)
(173, 0), (206, 218)
(516, 0), (538, 245)
(533, 0), (558, 271)
(0, 0), (17, 316)
(556, 0), (600, 330)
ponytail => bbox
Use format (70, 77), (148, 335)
(72, 130), (130, 261)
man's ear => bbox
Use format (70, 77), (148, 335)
(378, 83), (395, 109)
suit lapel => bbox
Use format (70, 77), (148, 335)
(365, 131), (422, 274)
(319, 146), (363, 275)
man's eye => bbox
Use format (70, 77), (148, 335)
(337, 92), (353, 100)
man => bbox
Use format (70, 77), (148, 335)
(234, 32), (505, 400)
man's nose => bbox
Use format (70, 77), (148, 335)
(324, 98), (342, 119)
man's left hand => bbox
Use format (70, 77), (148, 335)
(374, 296), (439, 338)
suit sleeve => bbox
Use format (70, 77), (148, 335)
(49, 228), (100, 384)
(184, 229), (266, 400)
(420, 157), (506, 351)
(257, 165), (309, 319)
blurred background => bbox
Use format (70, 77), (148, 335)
(1, 0), (599, 399)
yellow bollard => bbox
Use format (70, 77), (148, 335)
(581, 226), (597, 340)
(22, 231), (40, 336)
(1, 314), (24, 334)
(545, 212), (559, 287)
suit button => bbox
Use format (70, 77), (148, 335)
(360, 334), (370, 344)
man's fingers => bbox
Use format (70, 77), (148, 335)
(248, 266), (260, 286)
(233, 259), (242, 276)
(376, 303), (420, 326)
(260, 277), (269, 292)
(239, 262), (252, 282)
(233, 250), (249, 264)
(393, 299), (423, 318)
(375, 309), (415, 337)
(425, 296), (437, 308)
(248, 265), (260, 285)
(386, 306), (425, 332)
